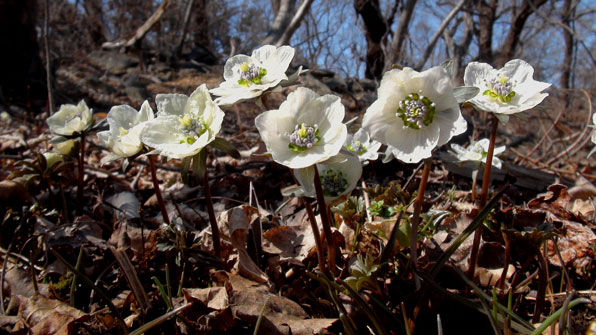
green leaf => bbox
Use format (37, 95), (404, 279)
(210, 137), (240, 159)
(191, 149), (208, 181)
(180, 157), (192, 184)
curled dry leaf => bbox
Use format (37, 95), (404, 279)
(212, 205), (269, 283)
(528, 185), (596, 277)
(16, 295), (89, 335)
(181, 277), (336, 335)
(262, 208), (318, 265)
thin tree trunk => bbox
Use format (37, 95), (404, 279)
(474, 0), (497, 64)
(354, 0), (388, 80)
(176, 0), (195, 57)
(415, 0), (466, 70)
(560, 0), (575, 89)
(497, 0), (548, 66)
(385, 0), (418, 70)
(275, 0), (314, 46)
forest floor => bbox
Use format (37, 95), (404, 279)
(1, 54), (596, 334)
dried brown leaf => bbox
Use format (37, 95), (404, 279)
(17, 294), (88, 335)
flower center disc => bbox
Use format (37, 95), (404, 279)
(396, 92), (436, 129)
(288, 123), (320, 152)
(348, 140), (367, 155)
(179, 115), (206, 144)
(483, 76), (516, 103)
(237, 62), (267, 87)
(320, 169), (348, 197)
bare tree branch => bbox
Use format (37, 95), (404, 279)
(102, 0), (170, 50)
(415, 0), (466, 70)
(275, 0), (314, 46)
(385, 0), (418, 70)
(176, 0), (195, 57)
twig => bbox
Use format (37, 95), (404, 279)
(43, 0), (54, 115)
(545, 89), (593, 166)
(513, 108), (564, 165)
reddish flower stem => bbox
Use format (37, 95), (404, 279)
(468, 114), (499, 280)
(148, 155), (170, 225)
(313, 165), (337, 273)
(302, 197), (328, 275)
(203, 169), (221, 258)
(410, 158), (432, 289)
(77, 135), (85, 214)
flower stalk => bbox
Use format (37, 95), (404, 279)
(468, 114), (499, 280)
(77, 134), (85, 214)
(302, 197), (328, 275)
(410, 158), (432, 289)
(203, 168), (221, 258)
(148, 155), (170, 225)
(313, 165), (337, 273)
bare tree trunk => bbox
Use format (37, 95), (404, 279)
(560, 0), (576, 89)
(415, 0), (467, 70)
(83, 0), (106, 46)
(354, 0), (388, 80)
(176, 0), (195, 57)
(275, 0), (314, 46)
(473, 0), (497, 64)
(496, 0), (548, 66)
(261, 0), (297, 45)
(442, 7), (475, 83)
(385, 0), (418, 70)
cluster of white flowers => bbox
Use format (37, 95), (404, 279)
(45, 42), (554, 203)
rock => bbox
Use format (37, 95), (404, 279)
(347, 77), (377, 92)
(358, 78), (377, 91)
(88, 50), (139, 75)
(186, 44), (218, 65)
(0, 179), (31, 206)
(309, 68), (335, 79)
(321, 75), (347, 92)
(298, 73), (332, 95)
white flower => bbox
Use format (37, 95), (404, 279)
(97, 101), (155, 159)
(362, 66), (466, 164)
(345, 128), (381, 162)
(141, 84), (224, 159)
(294, 152), (362, 202)
(43, 152), (64, 170)
(210, 45), (296, 106)
(464, 59), (550, 122)
(47, 100), (94, 136)
(592, 113), (596, 144)
(52, 139), (77, 156)
(255, 87), (347, 169)
(451, 138), (506, 169)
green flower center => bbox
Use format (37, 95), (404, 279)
(471, 142), (488, 158)
(347, 140), (367, 155)
(237, 62), (267, 87)
(396, 92), (436, 129)
(483, 75), (516, 103)
(320, 169), (348, 197)
(288, 123), (320, 152)
(178, 114), (207, 144)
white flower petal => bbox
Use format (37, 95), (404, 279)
(156, 93), (189, 117)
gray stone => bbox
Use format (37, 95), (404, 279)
(88, 50), (139, 75)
